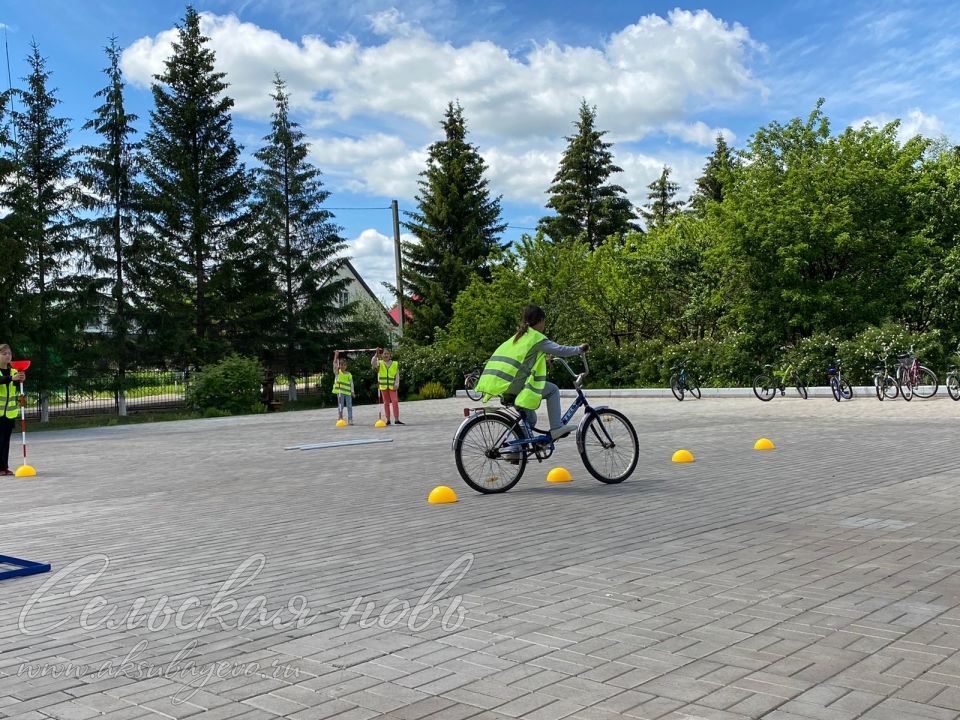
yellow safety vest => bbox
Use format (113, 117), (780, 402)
(1, 370), (19, 419)
(377, 361), (399, 391)
(475, 329), (548, 410)
(332, 371), (352, 396)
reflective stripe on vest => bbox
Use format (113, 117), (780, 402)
(332, 371), (352, 395)
(475, 330), (549, 410)
(377, 361), (398, 390)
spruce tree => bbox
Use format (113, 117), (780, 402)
(690, 134), (737, 216)
(77, 38), (140, 414)
(539, 100), (637, 247)
(138, 5), (249, 367)
(0, 92), (19, 343)
(249, 75), (346, 398)
(641, 166), (685, 230)
(402, 101), (505, 344)
(4, 43), (82, 419)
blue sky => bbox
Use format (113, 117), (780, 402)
(2, 1), (957, 301)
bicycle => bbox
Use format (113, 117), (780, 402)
(463, 366), (483, 401)
(669, 361), (701, 401)
(753, 363), (808, 401)
(896, 346), (938, 401)
(451, 354), (639, 494)
(871, 354), (901, 401)
(827, 362), (853, 402)
(945, 345), (960, 401)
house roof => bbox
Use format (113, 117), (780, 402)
(340, 259), (398, 326)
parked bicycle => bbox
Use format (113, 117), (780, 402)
(463, 366), (483, 401)
(945, 344), (960, 401)
(896, 346), (938, 400)
(753, 363), (808, 401)
(827, 362), (853, 402)
(669, 360), (701, 401)
(452, 354), (639, 494)
(871, 353), (901, 401)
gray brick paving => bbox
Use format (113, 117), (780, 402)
(2, 397), (960, 719)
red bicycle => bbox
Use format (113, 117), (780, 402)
(896, 346), (938, 401)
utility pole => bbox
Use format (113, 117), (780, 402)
(391, 200), (404, 335)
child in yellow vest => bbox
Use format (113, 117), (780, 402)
(332, 351), (355, 424)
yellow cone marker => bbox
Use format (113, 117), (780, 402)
(374, 419), (387, 428)
(428, 485), (458, 504)
(754, 438), (776, 451)
(336, 419), (348, 428)
(546, 467), (572, 483)
(15, 465), (37, 477)
(672, 449), (695, 463)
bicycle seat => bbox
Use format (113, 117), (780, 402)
(827, 367), (837, 375)
(500, 394), (516, 407)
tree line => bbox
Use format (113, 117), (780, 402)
(400, 99), (960, 389)
(3, 4), (958, 414)
(0, 7), (389, 417)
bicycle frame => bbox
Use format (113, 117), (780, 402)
(454, 355), (608, 461)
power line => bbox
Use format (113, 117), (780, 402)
(324, 205), (392, 211)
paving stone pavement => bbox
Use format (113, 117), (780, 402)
(2, 395), (960, 720)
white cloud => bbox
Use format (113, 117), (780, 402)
(121, 8), (763, 140)
(120, 9), (761, 208)
(343, 228), (414, 303)
(853, 108), (945, 141)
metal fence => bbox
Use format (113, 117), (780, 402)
(21, 370), (328, 419)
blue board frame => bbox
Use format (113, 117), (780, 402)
(0, 554), (51, 581)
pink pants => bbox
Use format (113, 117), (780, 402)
(380, 389), (400, 419)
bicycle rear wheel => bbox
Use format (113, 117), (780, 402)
(753, 375), (775, 401)
(883, 376), (900, 400)
(464, 371), (483, 401)
(794, 374), (808, 400)
(688, 378), (701, 399)
(669, 374), (684, 401)
(453, 414), (526, 493)
(947, 373), (960, 401)
(912, 366), (938, 398)
(874, 376), (884, 401)
(578, 408), (639, 484)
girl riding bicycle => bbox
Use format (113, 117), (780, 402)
(475, 304), (587, 441)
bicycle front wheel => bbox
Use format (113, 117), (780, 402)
(913, 367), (938, 398)
(753, 375), (776, 401)
(839, 378), (853, 400)
(688, 378), (701, 399)
(669, 374), (684, 401)
(454, 414), (526, 494)
(947, 373), (960, 401)
(578, 408), (639, 484)
(464, 372), (483, 401)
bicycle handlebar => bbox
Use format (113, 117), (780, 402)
(554, 353), (589, 389)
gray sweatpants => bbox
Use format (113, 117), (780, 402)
(522, 381), (562, 434)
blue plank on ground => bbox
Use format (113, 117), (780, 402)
(0, 554), (51, 581)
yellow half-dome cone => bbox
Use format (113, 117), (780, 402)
(335, 419), (348, 428)
(754, 438), (776, 451)
(15, 465), (37, 477)
(374, 419), (387, 428)
(672, 449), (695, 463)
(546, 467), (572, 483)
(428, 485), (457, 504)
